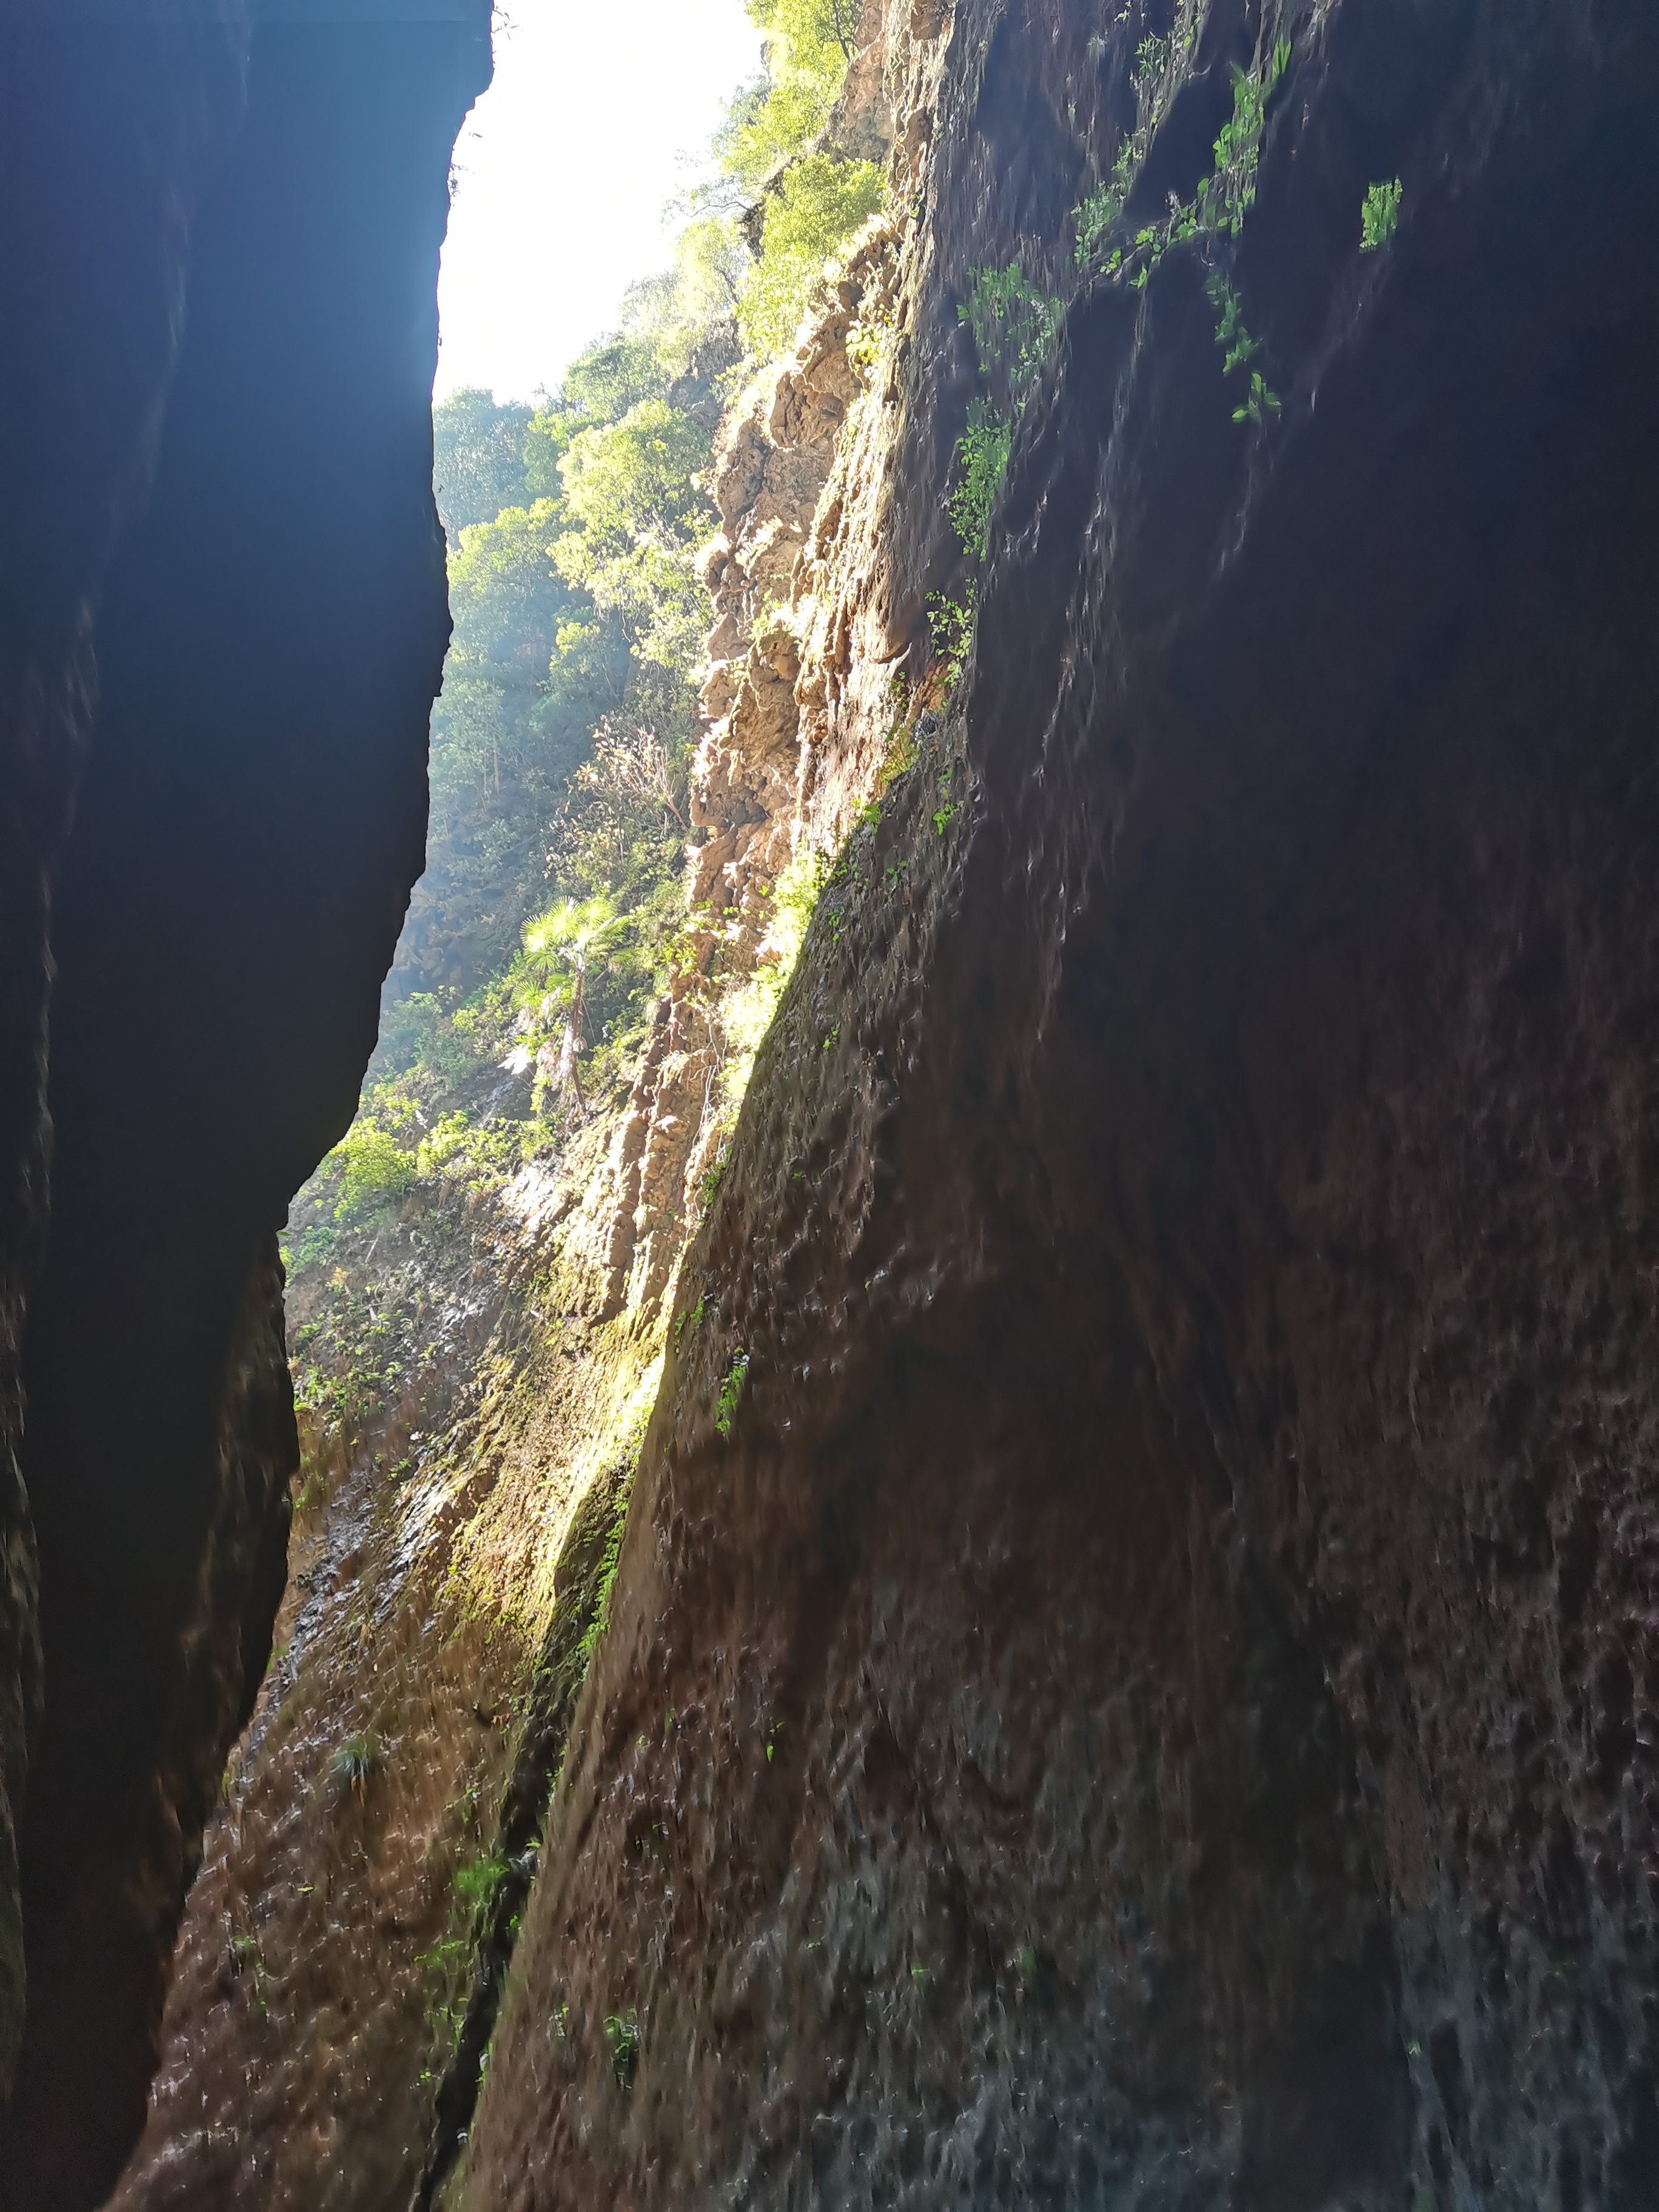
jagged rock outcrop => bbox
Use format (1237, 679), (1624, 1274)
(0, 8), (489, 2206)
(568, 233), (904, 1321)
(456, 2), (1659, 2207)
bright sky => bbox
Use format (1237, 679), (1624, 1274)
(435, 0), (764, 403)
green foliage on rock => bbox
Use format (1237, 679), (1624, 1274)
(739, 151), (885, 360)
(959, 262), (1063, 393)
(1361, 176), (1403, 250)
(332, 1123), (416, 1223)
(716, 0), (861, 192)
(739, 153), (885, 360)
(943, 261), (1060, 575)
(948, 401), (1012, 565)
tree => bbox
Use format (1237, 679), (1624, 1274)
(551, 401), (714, 672)
(432, 388), (532, 543)
(739, 155), (885, 359)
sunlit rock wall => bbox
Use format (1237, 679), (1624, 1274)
(0, 8), (489, 2207)
(460, 2), (1659, 2206)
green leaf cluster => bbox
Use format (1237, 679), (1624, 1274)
(1361, 176), (1403, 251)
(714, 1352), (750, 1439)
(959, 263), (1063, 397)
(1076, 25), (1290, 283)
(941, 260), (1061, 583)
(739, 153), (886, 361)
(947, 403), (1011, 566)
(715, 0), (862, 193)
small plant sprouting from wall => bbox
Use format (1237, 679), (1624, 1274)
(948, 403), (1013, 566)
(572, 1496), (631, 1675)
(959, 262), (1064, 392)
(453, 1848), (509, 1922)
(1075, 26), (1294, 431)
(1361, 177), (1403, 250)
(952, 263), (1063, 526)
(674, 1292), (706, 1352)
(604, 2008), (640, 2089)
(714, 1352), (749, 1438)
(330, 1729), (383, 1801)
(1232, 369), (1281, 427)
(937, 258), (1062, 675)
(1073, 0), (1204, 265)
(927, 589), (974, 689)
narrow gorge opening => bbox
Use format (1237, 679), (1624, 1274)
(107, 4), (914, 2203)
(5, 2), (1658, 2208)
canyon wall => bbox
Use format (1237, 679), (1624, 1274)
(8, 0), (1659, 2205)
(0, 0), (250, 2105)
(458, 1), (1659, 2207)
(0, 8), (489, 2207)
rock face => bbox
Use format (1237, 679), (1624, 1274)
(458, 2), (1659, 2207)
(7, 0), (1659, 2205)
(0, 9), (489, 2207)
(0, 1), (250, 2102)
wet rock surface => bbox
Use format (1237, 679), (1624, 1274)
(458, 2), (1659, 2207)
(5, 0), (1659, 2204)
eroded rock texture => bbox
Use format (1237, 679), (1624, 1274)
(0, 8), (488, 2206)
(462, 2), (1659, 2207)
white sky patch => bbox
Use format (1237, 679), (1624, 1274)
(436, 0), (763, 403)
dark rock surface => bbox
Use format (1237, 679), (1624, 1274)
(0, 0), (249, 2098)
(0, 8), (488, 2205)
(462, 2), (1659, 2206)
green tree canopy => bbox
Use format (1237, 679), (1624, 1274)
(432, 387), (532, 542)
(739, 154), (885, 359)
(717, 0), (863, 190)
(551, 401), (714, 672)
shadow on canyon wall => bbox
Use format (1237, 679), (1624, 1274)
(3, 1), (1659, 2208)
(0, 7), (489, 2206)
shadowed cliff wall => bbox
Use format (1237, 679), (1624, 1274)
(0, 1), (250, 2096)
(459, 2), (1659, 2205)
(0, 7), (488, 2207)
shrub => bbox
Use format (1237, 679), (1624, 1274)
(332, 1123), (415, 1222)
(739, 156), (885, 361)
(603, 2008), (640, 2089)
(454, 1848), (509, 1918)
(330, 1730), (383, 1800)
(948, 403), (1011, 565)
(1361, 176), (1403, 251)
(714, 1352), (750, 1439)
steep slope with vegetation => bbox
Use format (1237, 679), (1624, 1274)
(457, 0), (1659, 2207)
(110, 2), (927, 2202)
(96, 0), (1659, 2207)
